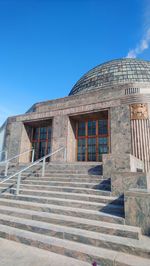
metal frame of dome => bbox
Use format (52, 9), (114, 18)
(69, 58), (150, 96)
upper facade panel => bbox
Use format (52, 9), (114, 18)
(69, 58), (150, 96)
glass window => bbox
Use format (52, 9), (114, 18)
(88, 138), (96, 161)
(77, 116), (109, 162)
(33, 128), (39, 140)
(39, 142), (46, 158)
(48, 127), (51, 139)
(88, 121), (96, 136)
(98, 120), (108, 135)
(40, 127), (47, 140)
(78, 122), (85, 136)
(99, 137), (108, 145)
(31, 125), (52, 161)
(77, 139), (86, 161)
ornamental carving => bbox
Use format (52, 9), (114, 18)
(130, 103), (148, 120)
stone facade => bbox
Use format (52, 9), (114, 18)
(125, 189), (150, 236)
(1, 81), (150, 169)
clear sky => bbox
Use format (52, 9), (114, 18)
(0, 0), (150, 125)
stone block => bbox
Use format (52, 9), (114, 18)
(111, 172), (149, 196)
(125, 189), (150, 236)
(103, 154), (144, 179)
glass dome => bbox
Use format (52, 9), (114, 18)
(69, 58), (150, 96)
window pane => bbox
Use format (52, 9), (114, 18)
(88, 138), (96, 161)
(98, 120), (108, 135)
(39, 142), (46, 158)
(40, 127), (47, 140)
(77, 139), (86, 161)
(99, 137), (108, 145)
(48, 127), (51, 139)
(33, 128), (39, 140)
(78, 122), (85, 136)
(98, 137), (108, 162)
(88, 121), (96, 136)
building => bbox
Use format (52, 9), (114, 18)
(1, 58), (150, 173)
(0, 58), (150, 264)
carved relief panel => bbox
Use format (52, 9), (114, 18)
(130, 103), (148, 120)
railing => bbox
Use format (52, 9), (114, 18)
(0, 147), (66, 195)
(0, 148), (35, 177)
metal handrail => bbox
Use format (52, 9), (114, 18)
(0, 148), (35, 176)
(0, 146), (66, 195)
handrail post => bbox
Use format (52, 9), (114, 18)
(42, 158), (46, 177)
(64, 148), (67, 161)
(16, 172), (21, 195)
(31, 149), (35, 163)
(5, 161), (9, 176)
(5, 150), (7, 161)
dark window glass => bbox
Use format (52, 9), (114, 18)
(78, 122), (86, 136)
(39, 142), (46, 158)
(88, 121), (96, 136)
(33, 128), (39, 140)
(77, 139), (86, 161)
(48, 127), (51, 139)
(40, 127), (47, 140)
(98, 120), (108, 135)
(99, 137), (108, 145)
(98, 137), (108, 161)
(88, 138), (96, 161)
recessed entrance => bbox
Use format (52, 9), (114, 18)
(24, 119), (52, 161)
(73, 111), (109, 162)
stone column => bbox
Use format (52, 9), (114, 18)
(6, 121), (23, 162)
(19, 124), (32, 163)
(51, 115), (68, 161)
(67, 118), (76, 162)
(103, 104), (131, 177)
(130, 103), (150, 172)
(110, 104), (131, 154)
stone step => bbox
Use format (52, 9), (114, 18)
(4, 169), (102, 175)
(1, 180), (110, 193)
(9, 188), (122, 206)
(18, 180), (109, 188)
(0, 180), (110, 190)
(0, 205), (140, 239)
(8, 175), (104, 183)
(0, 238), (92, 266)
(0, 197), (125, 224)
(0, 224), (149, 265)
(8, 184), (111, 196)
(42, 163), (102, 172)
(5, 191), (124, 215)
(0, 214), (148, 258)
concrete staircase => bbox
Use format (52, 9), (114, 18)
(0, 162), (150, 266)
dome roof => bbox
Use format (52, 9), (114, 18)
(69, 58), (150, 96)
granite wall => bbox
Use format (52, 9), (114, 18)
(111, 171), (148, 196)
(125, 189), (150, 236)
(51, 115), (68, 161)
(110, 104), (131, 155)
(7, 121), (23, 161)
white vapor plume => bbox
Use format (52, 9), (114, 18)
(126, 28), (150, 58)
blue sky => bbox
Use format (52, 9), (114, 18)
(0, 0), (150, 125)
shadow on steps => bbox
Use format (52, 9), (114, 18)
(100, 195), (125, 218)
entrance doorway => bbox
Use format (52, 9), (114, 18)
(24, 120), (52, 161)
(75, 111), (109, 161)
(32, 126), (52, 160)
